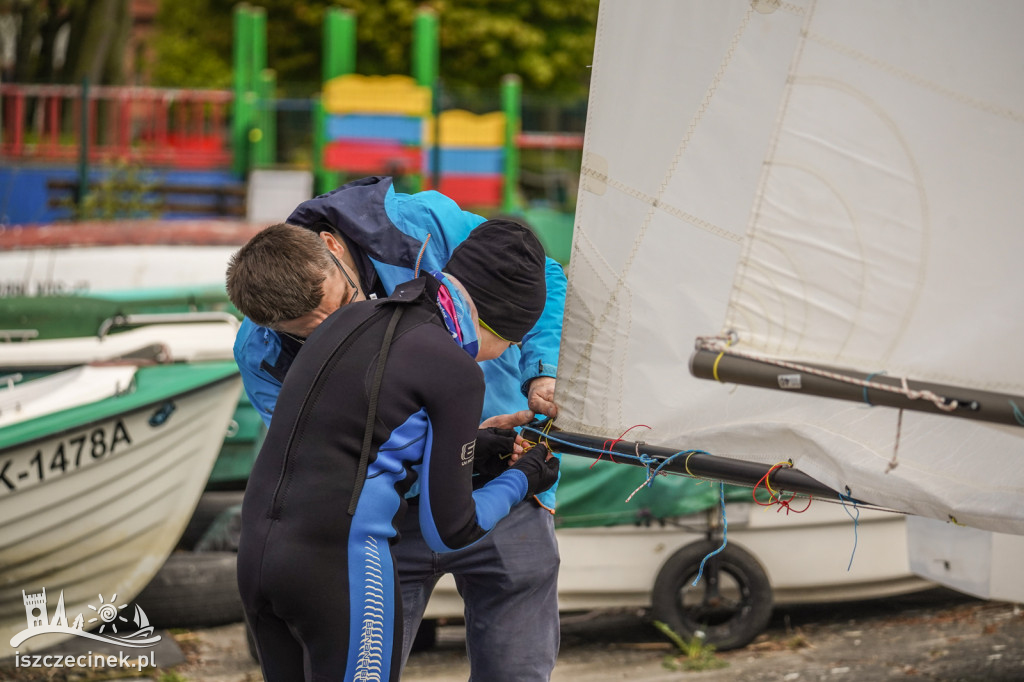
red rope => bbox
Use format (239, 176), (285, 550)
(592, 424), (650, 469)
(752, 463), (813, 515)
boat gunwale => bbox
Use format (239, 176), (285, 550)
(0, 362), (240, 450)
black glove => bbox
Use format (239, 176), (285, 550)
(473, 428), (518, 478)
(510, 443), (559, 499)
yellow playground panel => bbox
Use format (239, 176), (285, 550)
(426, 110), (506, 147)
(323, 74), (432, 116)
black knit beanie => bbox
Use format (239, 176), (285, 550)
(444, 219), (547, 343)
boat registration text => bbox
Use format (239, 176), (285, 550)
(0, 420), (132, 495)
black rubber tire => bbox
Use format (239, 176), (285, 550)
(135, 551), (244, 628)
(650, 540), (773, 651)
(177, 491), (246, 551)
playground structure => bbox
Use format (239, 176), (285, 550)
(312, 8), (520, 211)
(0, 5), (581, 246)
(0, 84), (232, 169)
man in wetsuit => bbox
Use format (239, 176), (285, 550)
(229, 177), (565, 680)
(232, 220), (559, 681)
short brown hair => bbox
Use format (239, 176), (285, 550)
(226, 223), (333, 326)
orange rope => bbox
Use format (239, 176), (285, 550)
(752, 461), (812, 515)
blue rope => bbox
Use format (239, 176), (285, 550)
(523, 427), (729, 584)
(1010, 400), (1024, 426)
(863, 372), (885, 406)
(692, 482), (728, 586)
(637, 453), (658, 485)
(520, 427), (712, 471)
(837, 489), (860, 571)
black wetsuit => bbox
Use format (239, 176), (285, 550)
(237, 276), (531, 682)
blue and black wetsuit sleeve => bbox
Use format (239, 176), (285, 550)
(387, 323), (530, 553)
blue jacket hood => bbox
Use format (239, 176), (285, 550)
(287, 176), (425, 270)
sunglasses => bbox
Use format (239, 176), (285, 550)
(479, 319), (522, 348)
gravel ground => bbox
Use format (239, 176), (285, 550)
(404, 589), (1024, 682)
(3, 588), (1021, 681)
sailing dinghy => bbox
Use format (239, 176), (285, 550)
(554, 0), (1024, 615)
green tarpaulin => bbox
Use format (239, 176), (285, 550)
(554, 454), (763, 528)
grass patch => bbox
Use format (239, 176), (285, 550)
(653, 620), (728, 672)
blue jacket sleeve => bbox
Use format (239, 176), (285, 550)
(517, 256), (567, 395)
(391, 323), (530, 553)
(233, 318), (283, 427)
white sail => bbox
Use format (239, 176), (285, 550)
(560, 0), (1024, 542)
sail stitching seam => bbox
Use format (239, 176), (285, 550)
(807, 31), (1024, 124)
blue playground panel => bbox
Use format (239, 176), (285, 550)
(0, 166), (77, 225)
(325, 114), (424, 145)
(0, 166), (241, 225)
(423, 148), (504, 175)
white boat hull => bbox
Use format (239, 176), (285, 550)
(0, 372), (241, 653)
(0, 220), (260, 298)
(907, 517), (1024, 604)
(0, 245), (238, 297)
(0, 366), (139, 427)
(424, 502), (929, 618)
(0, 322), (237, 371)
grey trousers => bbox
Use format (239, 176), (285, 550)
(396, 500), (561, 681)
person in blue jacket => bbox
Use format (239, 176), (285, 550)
(229, 176), (566, 680)
(232, 220), (559, 681)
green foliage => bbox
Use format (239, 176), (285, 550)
(151, 0), (599, 96)
(652, 620), (729, 672)
(150, 0), (234, 89)
(437, 0), (598, 94)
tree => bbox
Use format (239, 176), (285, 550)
(435, 0), (598, 96)
(1, 0), (72, 83)
(150, 0), (599, 97)
(62, 0), (132, 85)
(0, 0), (131, 85)
(150, 0), (234, 89)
